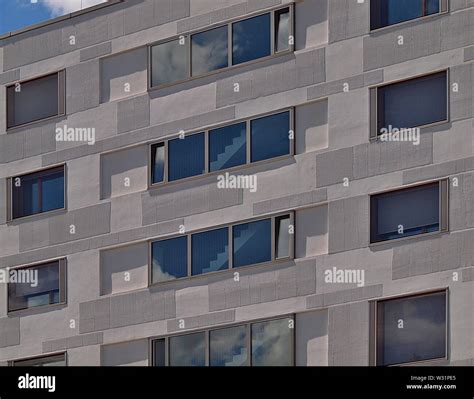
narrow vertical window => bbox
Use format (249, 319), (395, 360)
(151, 143), (165, 184)
(275, 8), (290, 53)
(275, 215), (291, 259)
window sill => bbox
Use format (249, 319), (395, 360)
(7, 301), (67, 317)
(369, 229), (448, 248)
(369, 11), (448, 35)
(7, 207), (67, 226)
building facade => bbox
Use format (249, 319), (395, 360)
(0, 0), (472, 366)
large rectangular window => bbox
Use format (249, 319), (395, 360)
(7, 71), (65, 129)
(370, 0), (445, 30)
(150, 110), (293, 185)
(151, 316), (294, 366)
(8, 259), (66, 313)
(10, 353), (67, 367)
(376, 291), (447, 366)
(149, 6), (293, 88)
(370, 181), (448, 243)
(150, 213), (293, 285)
(10, 166), (65, 220)
(373, 71), (448, 137)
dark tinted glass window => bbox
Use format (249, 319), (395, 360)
(7, 73), (61, 128)
(371, 0), (440, 30)
(151, 39), (188, 87)
(232, 13), (271, 65)
(275, 8), (290, 52)
(153, 339), (166, 367)
(370, 182), (440, 243)
(377, 291), (446, 366)
(151, 237), (188, 283)
(275, 215), (291, 259)
(8, 261), (64, 312)
(12, 166), (65, 220)
(377, 72), (447, 133)
(192, 227), (229, 275)
(192, 26), (228, 76)
(168, 133), (205, 181)
(233, 219), (271, 268)
(169, 332), (206, 366)
(210, 325), (248, 366)
(251, 318), (293, 366)
(209, 122), (247, 172)
(251, 111), (290, 163)
(151, 143), (165, 184)
(12, 354), (66, 367)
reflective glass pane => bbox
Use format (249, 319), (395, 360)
(41, 169), (64, 213)
(251, 111), (290, 163)
(377, 292), (446, 366)
(233, 219), (271, 268)
(12, 354), (66, 367)
(152, 237), (188, 283)
(151, 39), (188, 87)
(153, 339), (166, 367)
(251, 318), (293, 366)
(192, 228), (229, 275)
(275, 8), (290, 52)
(210, 325), (248, 366)
(232, 14), (271, 65)
(275, 215), (291, 259)
(192, 25), (228, 76)
(169, 332), (206, 366)
(151, 143), (165, 184)
(209, 122), (247, 172)
(168, 133), (205, 181)
(371, 0), (436, 29)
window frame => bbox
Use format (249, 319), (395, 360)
(6, 258), (67, 314)
(149, 314), (295, 367)
(372, 289), (449, 367)
(148, 211), (295, 287)
(369, 0), (449, 32)
(7, 164), (67, 222)
(148, 107), (295, 187)
(5, 70), (66, 131)
(369, 179), (449, 245)
(8, 352), (67, 367)
(369, 69), (450, 141)
(147, 4), (294, 90)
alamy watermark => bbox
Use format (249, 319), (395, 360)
(324, 267), (365, 287)
(56, 124), (96, 146)
(379, 125), (420, 146)
(0, 268), (38, 287)
(217, 172), (257, 193)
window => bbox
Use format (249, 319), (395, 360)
(10, 166), (65, 220)
(151, 236), (188, 284)
(150, 110), (293, 185)
(10, 353), (67, 367)
(376, 291), (447, 366)
(191, 26), (229, 76)
(372, 71), (448, 137)
(370, 180), (448, 243)
(169, 332), (206, 366)
(168, 132), (205, 181)
(233, 219), (272, 268)
(151, 316), (294, 366)
(149, 6), (293, 88)
(192, 227), (229, 276)
(370, 0), (446, 30)
(251, 111), (291, 162)
(7, 71), (65, 129)
(150, 213), (293, 285)
(150, 38), (188, 87)
(8, 260), (66, 313)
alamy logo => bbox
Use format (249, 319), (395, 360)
(379, 125), (420, 146)
(56, 125), (95, 145)
(217, 172), (257, 193)
(324, 267), (365, 287)
(0, 268), (38, 287)
(18, 374), (56, 393)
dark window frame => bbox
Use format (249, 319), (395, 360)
(9, 352), (67, 367)
(150, 314), (295, 367)
(369, 179), (449, 244)
(369, 0), (448, 31)
(149, 108), (294, 187)
(148, 4), (294, 90)
(373, 289), (448, 366)
(7, 164), (67, 222)
(7, 258), (67, 314)
(369, 70), (449, 140)
(148, 211), (294, 287)
(5, 70), (66, 130)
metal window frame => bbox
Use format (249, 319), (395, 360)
(368, 178), (449, 246)
(8, 352), (68, 367)
(149, 314), (295, 367)
(6, 257), (68, 315)
(147, 3), (295, 91)
(369, 69), (450, 141)
(148, 211), (294, 287)
(5, 70), (66, 131)
(372, 288), (449, 367)
(148, 107), (295, 188)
